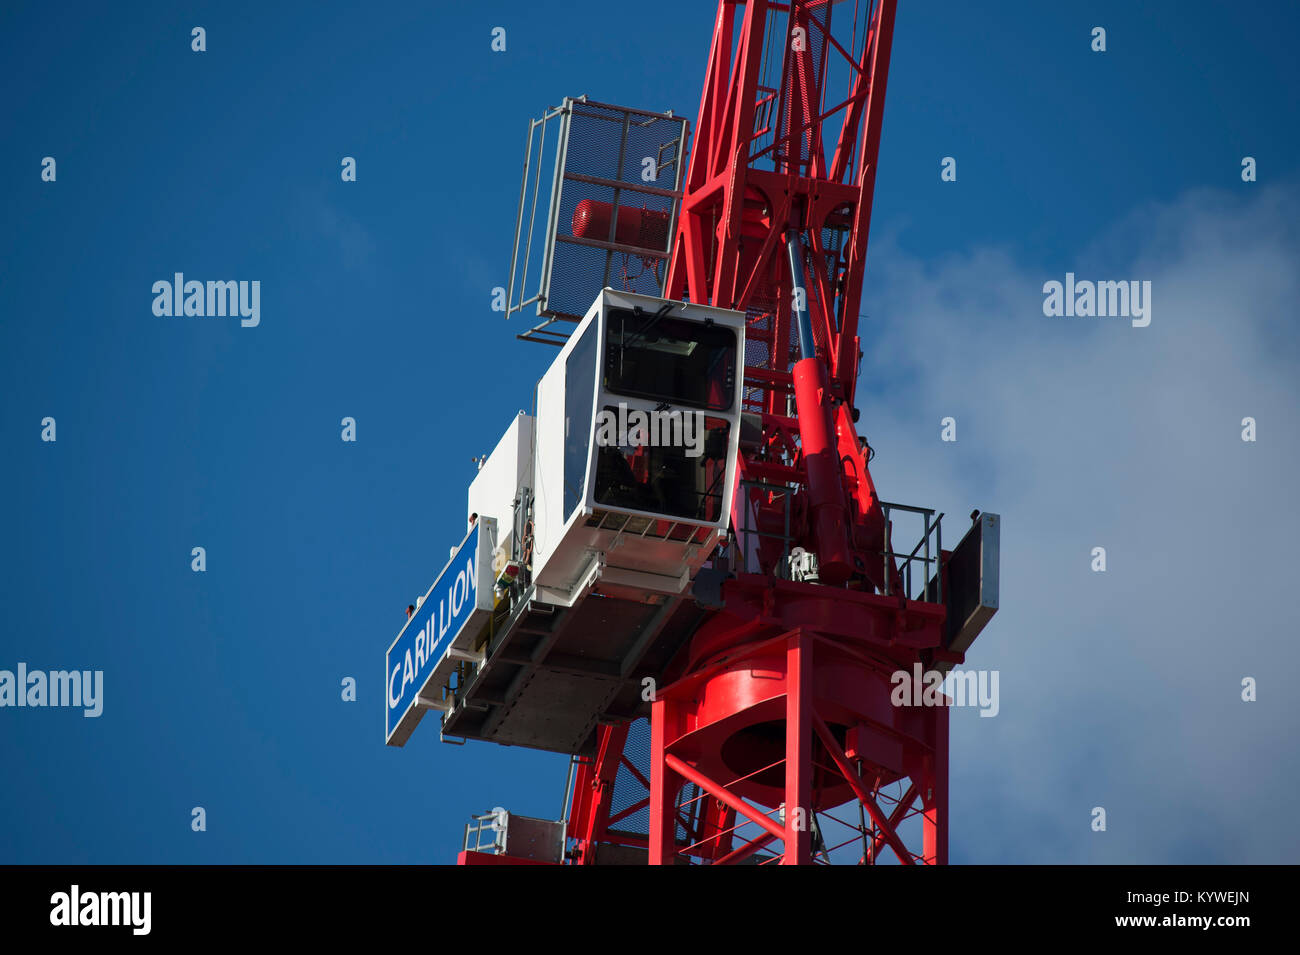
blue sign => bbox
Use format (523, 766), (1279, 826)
(385, 521), (492, 746)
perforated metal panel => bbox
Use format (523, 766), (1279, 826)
(506, 97), (688, 346)
(607, 717), (652, 838)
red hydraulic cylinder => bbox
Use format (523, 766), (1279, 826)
(792, 355), (853, 584)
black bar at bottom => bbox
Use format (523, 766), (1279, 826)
(0, 864), (1282, 942)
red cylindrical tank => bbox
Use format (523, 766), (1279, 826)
(572, 199), (670, 251)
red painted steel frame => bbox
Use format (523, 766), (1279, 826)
(565, 0), (953, 866)
(645, 577), (949, 865)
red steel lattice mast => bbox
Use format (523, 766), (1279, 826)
(565, 0), (958, 865)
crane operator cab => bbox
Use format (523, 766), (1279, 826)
(592, 304), (736, 521)
(503, 289), (746, 608)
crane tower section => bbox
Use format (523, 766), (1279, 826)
(385, 0), (1001, 866)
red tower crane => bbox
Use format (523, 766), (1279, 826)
(567, 0), (956, 867)
(392, 0), (999, 866)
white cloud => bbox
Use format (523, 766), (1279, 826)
(858, 182), (1300, 862)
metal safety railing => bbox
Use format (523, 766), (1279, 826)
(726, 485), (943, 603)
(878, 501), (943, 604)
(731, 479), (796, 576)
(505, 96), (689, 345)
(463, 809), (509, 855)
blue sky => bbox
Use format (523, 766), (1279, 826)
(2, 0), (1297, 863)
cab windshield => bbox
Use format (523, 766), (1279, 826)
(592, 409), (730, 522)
(603, 307), (736, 411)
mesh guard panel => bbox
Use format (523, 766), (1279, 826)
(512, 98), (688, 345)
